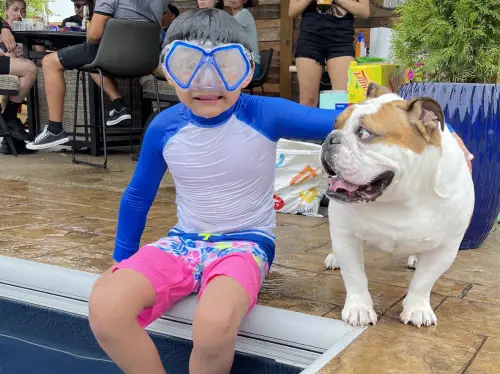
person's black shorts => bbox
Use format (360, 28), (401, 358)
(295, 13), (355, 65)
(0, 55), (10, 75)
(57, 41), (99, 70)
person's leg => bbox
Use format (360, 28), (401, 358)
(326, 55), (354, 91)
(190, 245), (268, 374)
(27, 43), (97, 150)
(0, 56), (36, 142)
(295, 57), (323, 107)
(89, 244), (195, 374)
(325, 33), (356, 91)
(7, 58), (37, 104)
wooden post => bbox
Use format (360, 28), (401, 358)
(279, 0), (293, 100)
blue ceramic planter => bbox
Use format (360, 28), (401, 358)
(398, 83), (500, 249)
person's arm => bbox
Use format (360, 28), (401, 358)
(252, 95), (341, 141)
(113, 116), (168, 262)
(0, 21), (16, 52)
(86, 13), (111, 44)
(87, 0), (115, 44)
(335, 0), (370, 19)
(289, 0), (314, 18)
(254, 95), (456, 142)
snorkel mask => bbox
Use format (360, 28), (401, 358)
(162, 40), (254, 92)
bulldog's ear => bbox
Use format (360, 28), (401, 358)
(406, 97), (445, 142)
(366, 83), (393, 99)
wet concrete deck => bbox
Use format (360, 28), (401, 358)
(1, 151), (499, 373)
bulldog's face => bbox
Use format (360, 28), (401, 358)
(321, 83), (445, 204)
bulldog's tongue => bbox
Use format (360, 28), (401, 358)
(328, 177), (359, 192)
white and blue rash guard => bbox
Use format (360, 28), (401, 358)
(113, 94), (455, 264)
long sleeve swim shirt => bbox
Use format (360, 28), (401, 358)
(113, 94), (455, 264)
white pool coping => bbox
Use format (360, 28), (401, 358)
(0, 256), (365, 371)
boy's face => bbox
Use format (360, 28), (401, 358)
(163, 41), (255, 118)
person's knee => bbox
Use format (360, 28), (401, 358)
(300, 93), (319, 107)
(42, 53), (61, 72)
(192, 305), (240, 354)
(88, 276), (135, 342)
(25, 60), (37, 80)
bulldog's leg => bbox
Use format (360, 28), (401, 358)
(401, 242), (459, 327)
(330, 236), (377, 327)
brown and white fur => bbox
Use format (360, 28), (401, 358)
(321, 83), (474, 327)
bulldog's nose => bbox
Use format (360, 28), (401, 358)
(326, 132), (342, 146)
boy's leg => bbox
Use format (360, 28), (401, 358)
(190, 250), (267, 374)
(89, 268), (165, 374)
(89, 244), (196, 374)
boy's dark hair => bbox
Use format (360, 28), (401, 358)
(167, 4), (180, 17)
(162, 8), (252, 62)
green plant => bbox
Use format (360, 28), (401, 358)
(392, 0), (500, 83)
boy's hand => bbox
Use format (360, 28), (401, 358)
(452, 132), (473, 173)
(1, 28), (16, 52)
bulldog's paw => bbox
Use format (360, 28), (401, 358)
(342, 301), (378, 327)
(407, 255), (418, 269)
(400, 295), (437, 327)
(324, 253), (340, 270)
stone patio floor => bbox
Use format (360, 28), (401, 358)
(1, 151), (499, 373)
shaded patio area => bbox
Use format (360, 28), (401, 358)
(0, 151), (499, 373)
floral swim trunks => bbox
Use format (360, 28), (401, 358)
(113, 235), (270, 327)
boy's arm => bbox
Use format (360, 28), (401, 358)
(257, 96), (343, 141)
(113, 118), (168, 262)
(87, 0), (114, 44)
(255, 96), (455, 142)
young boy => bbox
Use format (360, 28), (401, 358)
(88, 8), (470, 374)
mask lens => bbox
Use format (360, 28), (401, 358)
(167, 45), (204, 86)
(213, 47), (248, 88)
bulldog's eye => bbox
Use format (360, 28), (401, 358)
(356, 127), (372, 140)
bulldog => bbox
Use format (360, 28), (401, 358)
(321, 83), (474, 328)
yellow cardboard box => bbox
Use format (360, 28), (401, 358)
(347, 61), (408, 104)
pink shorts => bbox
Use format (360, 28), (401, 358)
(113, 236), (269, 327)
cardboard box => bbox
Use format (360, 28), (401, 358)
(347, 61), (408, 104)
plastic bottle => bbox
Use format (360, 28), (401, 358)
(355, 32), (366, 58)
(82, 5), (89, 31)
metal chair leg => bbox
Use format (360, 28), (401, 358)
(71, 70), (80, 164)
(261, 85), (265, 94)
(153, 75), (160, 110)
(0, 114), (18, 156)
(72, 69), (107, 168)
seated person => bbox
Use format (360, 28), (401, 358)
(62, 0), (94, 27)
(27, 0), (168, 150)
(87, 8), (472, 374)
(0, 20), (36, 152)
(2, 0), (46, 57)
(229, 0), (262, 79)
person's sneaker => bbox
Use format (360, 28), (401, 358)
(107, 107), (131, 126)
(26, 126), (70, 150)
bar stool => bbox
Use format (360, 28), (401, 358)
(0, 75), (21, 156)
(72, 19), (161, 168)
